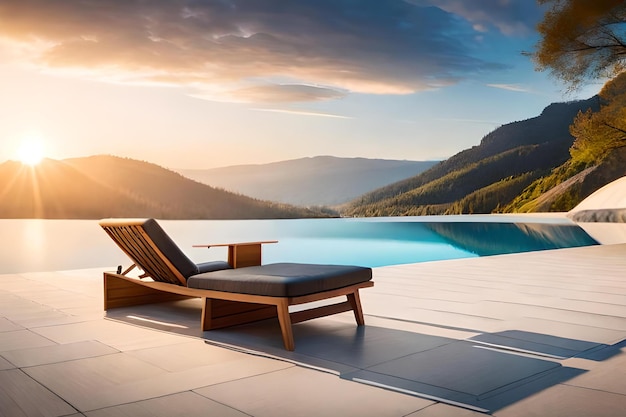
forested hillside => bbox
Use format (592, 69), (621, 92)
(0, 155), (331, 219)
(343, 96), (601, 216)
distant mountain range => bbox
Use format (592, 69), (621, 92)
(3, 93), (624, 220)
(175, 156), (438, 206)
(0, 156), (331, 219)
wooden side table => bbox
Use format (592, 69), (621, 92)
(193, 241), (278, 268)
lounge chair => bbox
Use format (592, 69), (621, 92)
(99, 218), (373, 350)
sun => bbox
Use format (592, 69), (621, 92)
(17, 136), (46, 166)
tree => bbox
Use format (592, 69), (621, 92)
(532, 0), (626, 91)
(569, 72), (626, 163)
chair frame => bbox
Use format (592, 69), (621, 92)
(100, 219), (373, 350)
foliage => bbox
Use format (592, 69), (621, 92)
(532, 0), (626, 91)
(570, 72), (626, 162)
(446, 173), (539, 214)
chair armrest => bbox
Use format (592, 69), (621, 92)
(193, 241), (278, 268)
(193, 240), (278, 248)
(196, 261), (232, 274)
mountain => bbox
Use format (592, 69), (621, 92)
(0, 155), (332, 219)
(343, 96), (602, 217)
(175, 156), (438, 206)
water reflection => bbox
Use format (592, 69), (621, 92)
(423, 222), (598, 256)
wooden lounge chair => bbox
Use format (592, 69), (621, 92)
(99, 218), (373, 350)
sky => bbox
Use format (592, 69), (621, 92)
(0, 0), (604, 169)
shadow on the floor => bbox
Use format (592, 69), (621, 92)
(106, 299), (599, 413)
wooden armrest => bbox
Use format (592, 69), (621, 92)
(192, 240), (278, 268)
(192, 240), (278, 248)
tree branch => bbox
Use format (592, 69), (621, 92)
(601, 120), (626, 136)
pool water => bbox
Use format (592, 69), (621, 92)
(223, 217), (598, 267)
(0, 215), (598, 274)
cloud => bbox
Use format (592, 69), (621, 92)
(408, 0), (544, 36)
(251, 108), (352, 119)
(0, 0), (516, 103)
(436, 117), (501, 126)
(486, 83), (530, 92)
(224, 84), (346, 103)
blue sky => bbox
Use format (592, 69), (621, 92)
(0, 0), (602, 169)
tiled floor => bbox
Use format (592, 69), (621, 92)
(1, 244), (626, 416)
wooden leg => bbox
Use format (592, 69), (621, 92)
(276, 300), (295, 351)
(347, 290), (365, 326)
(201, 298), (211, 331)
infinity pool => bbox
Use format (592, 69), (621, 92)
(0, 215), (598, 274)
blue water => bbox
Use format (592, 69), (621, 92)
(0, 215), (598, 274)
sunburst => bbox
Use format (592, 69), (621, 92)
(17, 135), (46, 166)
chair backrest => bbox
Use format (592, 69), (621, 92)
(99, 218), (198, 286)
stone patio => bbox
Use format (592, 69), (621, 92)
(1, 243), (625, 416)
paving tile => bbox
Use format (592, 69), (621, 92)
(0, 369), (77, 417)
(491, 317), (626, 346)
(85, 391), (248, 417)
(406, 403), (487, 416)
(0, 355), (15, 370)
(366, 304), (504, 334)
(9, 310), (92, 329)
(196, 365), (432, 417)
(565, 349), (626, 396)
(469, 330), (602, 358)
(22, 290), (96, 310)
(6, 284), (65, 298)
(24, 348), (293, 412)
(31, 319), (190, 351)
(0, 317), (24, 332)
(360, 315), (478, 341)
(364, 341), (561, 398)
(293, 324), (456, 369)
(0, 330), (56, 352)
(481, 300), (626, 332)
(1, 340), (119, 368)
(0, 296), (50, 316)
(124, 339), (273, 372)
(494, 384), (626, 417)
(537, 297), (626, 318)
(574, 338), (626, 361)
(23, 352), (166, 412)
(350, 361), (584, 414)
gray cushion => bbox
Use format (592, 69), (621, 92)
(186, 263), (372, 297)
(141, 219), (232, 278)
(142, 218), (199, 278)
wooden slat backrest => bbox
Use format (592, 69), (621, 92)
(101, 223), (187, 286)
